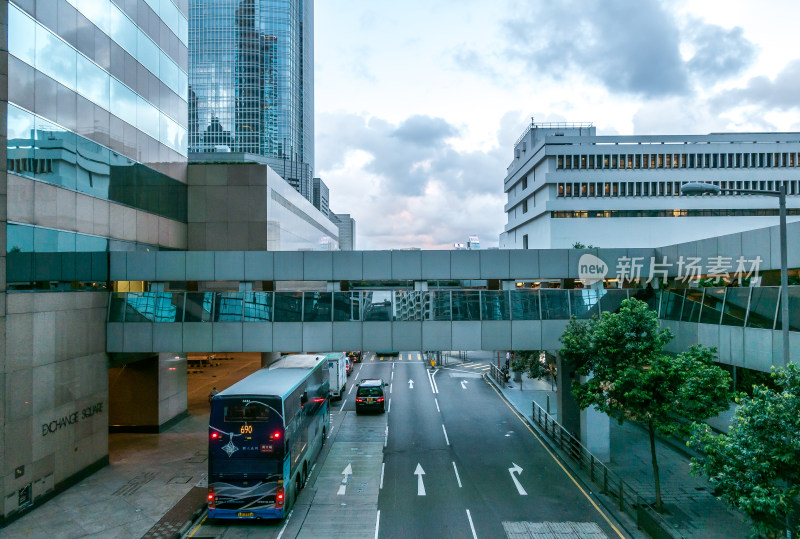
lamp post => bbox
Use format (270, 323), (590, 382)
(680, 182), (790, 367)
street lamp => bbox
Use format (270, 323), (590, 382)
(680, 182), (790, 367)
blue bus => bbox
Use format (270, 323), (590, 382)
(207, 354), (329, 519)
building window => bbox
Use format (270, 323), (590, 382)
(558, 183), (564, 197)
(589, 155), (595, 168)
(557, 156), (564, 169)
(522, 199), (528, 213)
(522, 234), (528, 249)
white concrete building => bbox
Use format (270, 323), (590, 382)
(500, 122), (800, 249)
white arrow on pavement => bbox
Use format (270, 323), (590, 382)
(337, 463), (353, 495)
(414, 463), (426, 496)
(460, 380), (468, 389)
(508, 462), (527, 495)
(408, 379), (415, 389)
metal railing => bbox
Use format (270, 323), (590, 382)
(527, 399), (684, 538)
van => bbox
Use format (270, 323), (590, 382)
(324, 352), (347, 400)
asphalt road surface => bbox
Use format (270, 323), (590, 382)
(186, 352), (625, 538)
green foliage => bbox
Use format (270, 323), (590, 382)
(560, 298), (734, 511)
(689, 363), (800, 538)
(571, 241), (596, 249)
(513, 351), (556, 381)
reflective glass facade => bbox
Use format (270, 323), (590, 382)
(189, 0), (314, 198)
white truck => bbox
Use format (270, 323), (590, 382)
(324, 352), (347, 400)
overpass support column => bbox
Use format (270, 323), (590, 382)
(555, 354), (610, 462)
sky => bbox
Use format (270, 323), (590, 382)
(314, 0), (800, 250)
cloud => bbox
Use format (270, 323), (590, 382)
(496, 0), (757, 99)
(317, 112), (510, 249)
(711, 59), (800, 112)
(503, 0), (688, 97)
(685, 20), (757, 82)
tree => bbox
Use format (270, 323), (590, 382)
(560, 298), (733, 512)
(689, 363), (800, 538)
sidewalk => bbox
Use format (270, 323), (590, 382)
(467, 351), (751, 539)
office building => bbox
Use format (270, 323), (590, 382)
(313, 177), (330, 217)
(1, 0), (338, 525)
(331, 212), (356, 250)
(500, 122), (800, 249)
(188, 0), (315, 201)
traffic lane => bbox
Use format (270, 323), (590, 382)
(380, 361), (477, 538)
(435, 369), (623, 538)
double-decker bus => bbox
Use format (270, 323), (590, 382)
(207, 354), (329, 519)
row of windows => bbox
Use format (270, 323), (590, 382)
(6, 223), (152, 254)
(8, 104), (188, 222)
(556, 180), (800, 198)
(10, 3), (187, 104)
(551, 208), (800, 219)
(9, 13), (187, 156)
(556, 151), (800, 171)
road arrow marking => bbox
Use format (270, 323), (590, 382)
(508, 462), (527, 495)
(338, 463), (353, 495)
(414, 463), (426, 496)
(408, 379), (414, 389)
(460, 380), (468, 389)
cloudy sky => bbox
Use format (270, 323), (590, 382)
(314, 0), (800, 250)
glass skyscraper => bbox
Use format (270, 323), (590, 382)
(189, 0), (314, 200)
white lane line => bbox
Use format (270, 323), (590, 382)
(442, 424), (450, 446)
(375, 510), (381, 539)
(466, 509), (477, 539)
(431, 369), (440, 393)
(384, 425), (388, 447)
(380, 462), (385, 489)
(339, 398), (347, 413)
(391, 370), (394, 381)
(434, 398), (440, 413)
(277, 509), (294, 539)
(390, 383), (393, 394)
(452, 461), (462, 488)
(388, 398), (392, 413)
(348, 383), (355, 395)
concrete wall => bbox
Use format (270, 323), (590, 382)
(2, 291), (109, 522)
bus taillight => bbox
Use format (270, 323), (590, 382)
(275, 486), (285, 509)
(210, 431), (219, 441)
(207, 488), (215, 509)
(270, 430), (282, 440)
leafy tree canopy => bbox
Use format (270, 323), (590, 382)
(690, 363), (800, 538)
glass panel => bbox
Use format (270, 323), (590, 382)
(333, 292), (359, 321)
(432, 291), (451, 321)
(36, 24), (77, 90)
(747, 287), (779, 329)
(7, 105), (36, 179)
(598, 289), (629, 314)
(788, 287), (800, 332)
(721, 288), (749, 326)
(184, 292), (213, 322)
(662, 290), (685, 321)
(540, 290), (569, 320)
(699, 288), (725, 325)
(510, 290), (539, 320)
(363, 291), (393, 321)
(243, 292), (272, 322)
(274, 292), (303, 322)
(110, 78), (138, 124)
(137, 95), (160, 140)
(108, 292), (127, 322)
(76, 54), (110, 109)
(481, 291), (510, 321)
(570, 289), (602, 319)
(630, 286), (658, 310)
(681, 289), (703, 323)
(76, 137), (110, 197)
(9, 4), (36, 64)
(452, 291), (480, 321)
(7, 224), (35, 253)
(36, 116), (78, 189)
(303, 292), (332, 322)
(394, 291), (428, 321)
(214, 293), (243, 322)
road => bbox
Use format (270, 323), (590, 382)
(186, 352), (625, 538)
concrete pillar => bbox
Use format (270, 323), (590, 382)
(261, 352), (281, 368)
(555, 354), (581, 439)
(580, 402), (610, 463)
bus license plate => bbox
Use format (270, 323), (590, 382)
(238, 512), (254, 518)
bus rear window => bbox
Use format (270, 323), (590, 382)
(223, 400), (279, 422)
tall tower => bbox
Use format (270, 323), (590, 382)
(189, 0), (315, 201)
